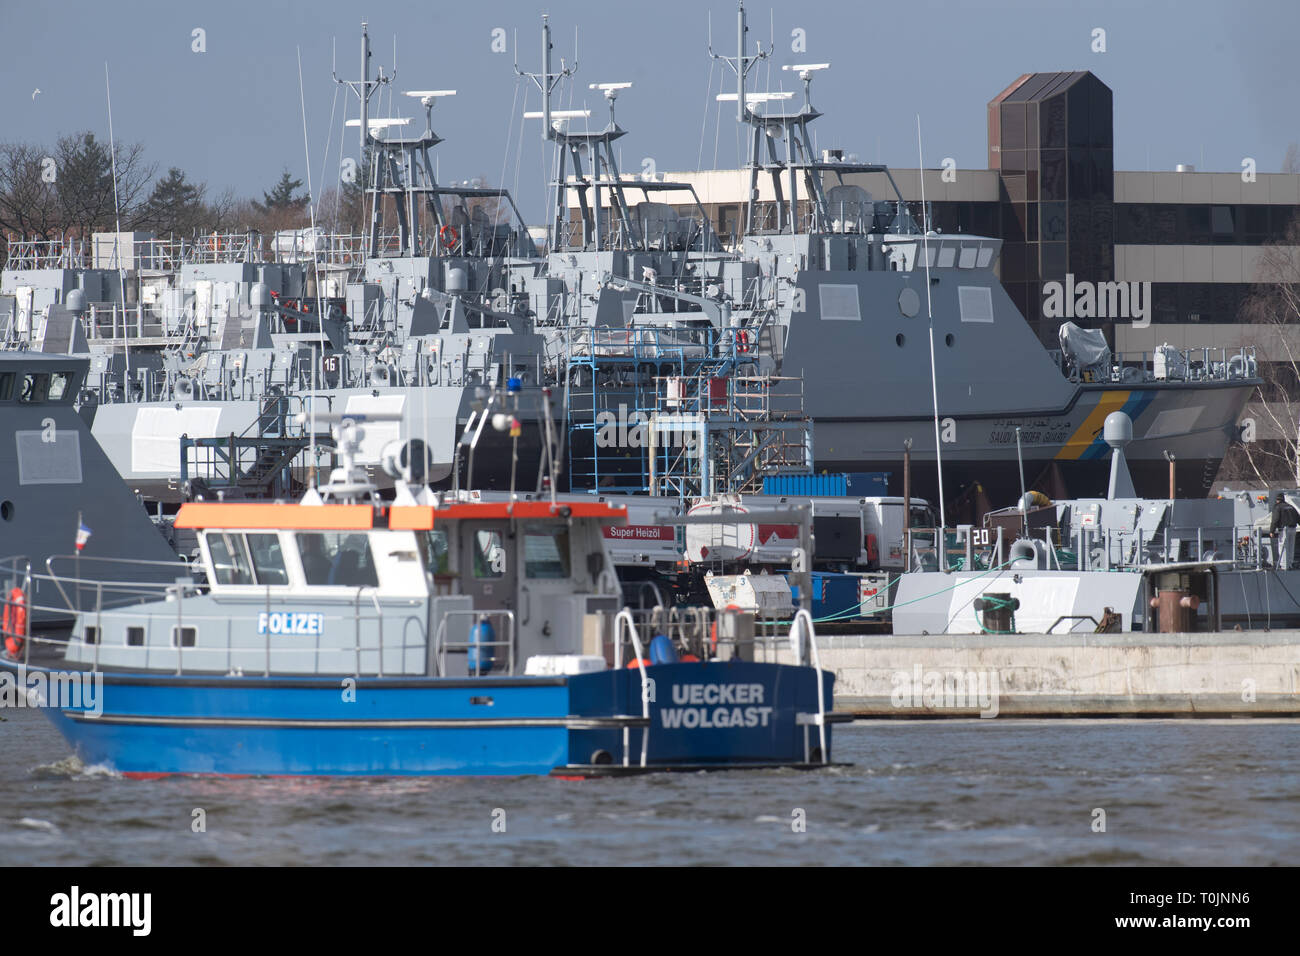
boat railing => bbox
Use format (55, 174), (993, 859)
(561, 324), (723, 367)
(40, 554), (199, 614)
(788, 608), (828, 764)
(2, 237), (92, 271)
(4, 558), (431, 677)
(1051, 344), (1259, 385)
(432, 608), (516, 677)
(614, 604), (797, 664)
(613, 609), (650, 769)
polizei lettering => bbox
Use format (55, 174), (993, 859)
(659, 683), (774, 729)
(257, 612), (324, 636)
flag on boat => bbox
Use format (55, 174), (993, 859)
(75, 523), (92, 551)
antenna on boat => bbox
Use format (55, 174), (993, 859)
(104, 62), (129, 402)
(334, 21), (393, 254)
(516, 15), (579, 253)
(917, 115), (948, 543)
(709, 1), (771, 125)
(299, 46), (327, 493)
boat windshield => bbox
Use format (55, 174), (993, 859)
(295, 532), (379, 587)
(418, 530), (451, 575)
(523, 525), (570, 579)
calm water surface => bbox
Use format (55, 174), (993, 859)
(2, 705), (1296, 865)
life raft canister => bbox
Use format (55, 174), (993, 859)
(3, 587), (27, 658)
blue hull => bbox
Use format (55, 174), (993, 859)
(4, 661), (835, 776)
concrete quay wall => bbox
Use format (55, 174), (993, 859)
(767, 631), (1300, 717)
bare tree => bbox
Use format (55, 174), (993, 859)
(1234, 213), (1300, 485)
(1283, 143), (1300, 175)
(0, 142), (63, 238)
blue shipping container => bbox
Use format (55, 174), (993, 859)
(809, 571), (862, 620)
(762, 472), (890, 498)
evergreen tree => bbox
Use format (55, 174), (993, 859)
(254, 169), (310, 214)
(141, 167), (206, 235)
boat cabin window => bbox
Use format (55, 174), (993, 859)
(524, 525), (571, 579)
(472, 530), (506, 579)
(418, 530), (451, 575)
(207, 533), (255, 585)
(295, 532), (378, 587)
(46, 372), (73, 402)
(17, 372), (49, 403)
(246, 533), (289, 585)
(0, 373), (13, 401)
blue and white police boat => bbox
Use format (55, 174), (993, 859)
(0, 413), (842, 776)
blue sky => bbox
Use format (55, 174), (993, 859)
(1, 0), (1296, 220)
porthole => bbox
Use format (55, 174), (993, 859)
(896, 333), (905, 347)
(945, 333), (955, 347)
(0, 500), (12, 521)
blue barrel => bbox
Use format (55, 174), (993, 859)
(467, 617), (496, 674)
(649, 634), (679, 665)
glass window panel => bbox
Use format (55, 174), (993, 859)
(246, 532), (289, 586)
(1040, 150), (1067, 201)
(1091, 150), (1113, 200)
(1041, 202), (1068, 242)
(1244, 205), (1269, 241)
(17, 373), (49, 403)
(1151, 206), (1179, 244)
(1000, 202), (1027, 242)
(0, 373), (13, 401)
(1090, 90), (1113, 148)
(524, 526), (571, 579)
(47, 373), (72, 402)
(471, 529), (506, 579)
(1000, 149), (1027, 173)
(1000, 103), (1027, 148)
(1068, 85), (1091, 148)
(295, 532), (379, 587)
(1185, 205), (1210, 243)
(207, 533), (254, 586)
(1210, 205), (1235, 238)
(1041, 242), (1068, 278)
(420, 530), (451, 575)
(1068, 152), (1092, 199)
(1041, 95), (1066, 149)
(1000, 243), (1028, 283)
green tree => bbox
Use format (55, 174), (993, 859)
(141, 167), (207, 236)
(254, 169), (310, 214)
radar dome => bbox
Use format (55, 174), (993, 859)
(1103, 411), (1133, 448)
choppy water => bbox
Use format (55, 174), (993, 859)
(2, 705), (1297, 865)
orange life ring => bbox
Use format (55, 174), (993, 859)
(3, 587), (26, 658)
(439, 225), (459, 249)
(735, 330), (751, 354)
